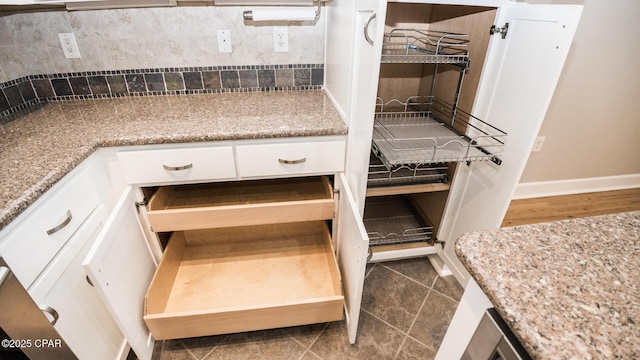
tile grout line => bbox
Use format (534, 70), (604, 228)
(360, 307), (435, 353)
(378, 261), (437, 291)
(292, 322), (330, 360)
(198, 334), (231, 360)
(397, 286), (436, 359)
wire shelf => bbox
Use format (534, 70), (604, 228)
(381, 29), (470, 66)
(372, 96), (507, 168)
(367, 151), (448, 187)
(364, 196), (433, 247)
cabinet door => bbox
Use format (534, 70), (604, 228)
(336, 174), (370, 344)
(438, 3), (583, 283)
(326, 0), (386, 214)
(29, 205), (125, 360)
(83, 187), (157, 360)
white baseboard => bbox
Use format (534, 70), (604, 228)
(513, 174), (640, 199)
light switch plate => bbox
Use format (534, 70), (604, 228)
(217, 30), (232, 53)
(58, 33), (81, 59)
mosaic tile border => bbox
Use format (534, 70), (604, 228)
(0, 64), (324, 124)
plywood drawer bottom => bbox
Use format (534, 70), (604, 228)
(143, 222), (344, 340)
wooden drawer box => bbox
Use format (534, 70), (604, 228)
(143, 222), (344, 340)
(146, 176), (335, 232)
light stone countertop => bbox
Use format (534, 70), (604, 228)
(0, 90), (347, 231)
(456, 211), (640, 360)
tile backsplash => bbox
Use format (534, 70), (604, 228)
(0, 5), (326, 123)
(0, 6), (324, 82)
(0, 64), (323, 123)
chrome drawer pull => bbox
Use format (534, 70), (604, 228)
(278, 157), (307, 165)
(46, 210), (72, 236)
(364, 13), (376, 46)
(40, 305), (59, 326)
(162, 163), (193, 171)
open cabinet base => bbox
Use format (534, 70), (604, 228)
(143, 222), (344, 340)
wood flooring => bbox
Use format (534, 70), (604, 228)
(501, 187), (640, 227)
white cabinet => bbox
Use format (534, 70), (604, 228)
(84, 187), (158, 360)
(29, 205), (126, 360)
(0, 154), (128, 360)
(84, 136), (369, 359)
(117, 145), (236, 185)
(0, 169), (101, 288)
(235, 138), (346, 178)
(325, 0), (582, 284)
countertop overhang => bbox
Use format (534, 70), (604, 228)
(456, 211), (640, 359)
(0, 90), (347, 231)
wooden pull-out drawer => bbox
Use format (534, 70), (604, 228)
(146, 176), (335, 232)
(143, 221), (344, 340)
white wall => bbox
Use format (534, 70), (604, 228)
(515, 0), (640, 196)
(0, 5), (324, 82)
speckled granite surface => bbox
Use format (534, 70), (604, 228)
(456, 211), (640, 360)
(0, 90), (346, 231)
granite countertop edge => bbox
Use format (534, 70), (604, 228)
(0, 90), (348, 231)
(455, 212), (640, 360)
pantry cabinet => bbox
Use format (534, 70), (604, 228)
(325, 0), (582, 284)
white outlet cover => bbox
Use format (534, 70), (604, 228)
(217, 30), (232, 53)
(273, 27), (288, 52)
(532, 136), (546, 152)
(58, 33), (81, 59)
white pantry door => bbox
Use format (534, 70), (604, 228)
(325, 0), (386, 214)
(438, 3), (583, 284)
(83, 187), (157, 360)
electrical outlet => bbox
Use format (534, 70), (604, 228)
(217, 30), (232, 53)
(532, 136), (546, 152)
(273, 27), (288, 53)
(58, 33), (81, 59)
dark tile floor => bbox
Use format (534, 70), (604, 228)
(150, 257), (463, 360)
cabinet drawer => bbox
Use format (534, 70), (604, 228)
(117, 146), (236, 185)
(235, 140), (346, 177)
(0, 170), (100, 287)
(146, 176), (335, 232)
(143, 222), (344, 340)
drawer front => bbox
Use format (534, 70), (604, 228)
(143, 222), (344, 340)
(147, 176), (335, 232)
(235, 140), (346, 178)
(0, 170), (100, 288)
(117, 146), (236, 185)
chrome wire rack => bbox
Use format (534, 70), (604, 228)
(364, 196), (433, 247)
(371, 96), (507, 168)
(367, 151), (448, 188)
(381, 29), (470, 67)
